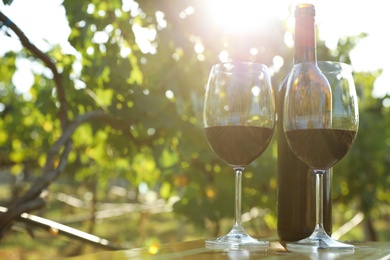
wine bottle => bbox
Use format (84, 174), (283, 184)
(277, 3), (332, 241)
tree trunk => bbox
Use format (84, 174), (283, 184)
(364, 215), (377, 241)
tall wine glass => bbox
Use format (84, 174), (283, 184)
(203, 62), (275, 248)
(283, 61), (358, 250)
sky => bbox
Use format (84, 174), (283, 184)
(0, 0), (389, 97)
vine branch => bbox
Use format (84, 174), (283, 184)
(0, 11), (69, 127)
(0, 11), (137, 239)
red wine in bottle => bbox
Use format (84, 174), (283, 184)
(277, 4), (333, 241)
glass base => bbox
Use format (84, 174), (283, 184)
(287, 230), (354, 250)
(205, 225), (269, 249)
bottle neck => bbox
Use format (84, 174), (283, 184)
(294, 15), (316, 64)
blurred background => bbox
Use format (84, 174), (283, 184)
(0, 0), (389, 258)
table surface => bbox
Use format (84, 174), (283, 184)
(66, 239), (390, 259)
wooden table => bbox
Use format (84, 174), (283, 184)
(66, 239), (390, 259)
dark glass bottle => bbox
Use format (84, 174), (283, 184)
(277, 4), (332, 241)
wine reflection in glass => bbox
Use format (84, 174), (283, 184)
(203, 62), (275, 248)
(283, 61), (358, 250)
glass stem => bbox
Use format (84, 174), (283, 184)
(315, 170), (325, 231)
(234, 168), (243, 228)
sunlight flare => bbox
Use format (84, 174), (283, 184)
(207, 0), (288, 33)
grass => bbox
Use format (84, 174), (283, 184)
(0, 210), (209, 259)
(0, 182), (389, 259)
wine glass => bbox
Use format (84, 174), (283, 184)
(203, 62), (275, 248)
(283, 61), (358, 250)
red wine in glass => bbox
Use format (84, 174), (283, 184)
(283, 61), (358, 250)
(203, 62), (275, 248)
